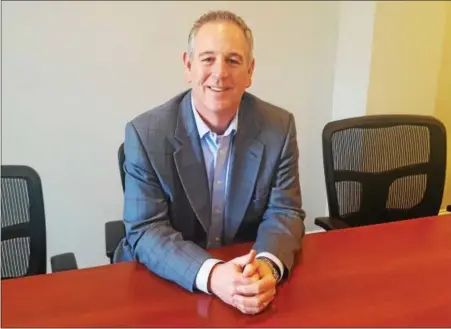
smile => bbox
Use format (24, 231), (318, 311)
(208, 87), (231, 92)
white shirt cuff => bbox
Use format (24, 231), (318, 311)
(195, 258), (223, 294)
(256, 252), (285, 282)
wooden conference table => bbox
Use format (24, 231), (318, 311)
(2, 215), (451, 327)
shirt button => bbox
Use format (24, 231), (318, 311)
(215, 237), (220, 242)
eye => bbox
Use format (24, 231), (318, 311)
(201, 57), (214, 63)
(228, 58), (240, 65)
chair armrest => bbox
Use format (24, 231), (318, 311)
(105, 220), (126, 263)
(50, 252), (78, 273)
(314, 216), (350, 231)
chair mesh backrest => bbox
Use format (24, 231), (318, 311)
(1, 178), (31, 278)
(323, 115), (446, 227)
(1, 166), (46, 279)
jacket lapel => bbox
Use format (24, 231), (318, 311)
(224, 94), (264, 242)
(173, 92), (211, 234)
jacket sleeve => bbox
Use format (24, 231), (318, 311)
(252, 114), (306, 276)
(122, 122), (212, 291)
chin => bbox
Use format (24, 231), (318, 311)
(206, 100), (233, 113)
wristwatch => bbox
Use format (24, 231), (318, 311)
(258, 257), (281, 281)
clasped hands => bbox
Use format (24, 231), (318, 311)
(208, 250), (277, 315)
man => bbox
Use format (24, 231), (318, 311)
(114, 10), (306, 315)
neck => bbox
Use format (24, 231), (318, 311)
(193, 100), (238, 135)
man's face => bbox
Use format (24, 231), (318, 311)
(183, 21), (255, 115)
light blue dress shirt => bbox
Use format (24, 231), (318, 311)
(191, 97), (237, 249)
(190, 97), (284, 294)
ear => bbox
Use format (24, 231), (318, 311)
(245, 58), (255, 88)
(183, 52), (192, 83)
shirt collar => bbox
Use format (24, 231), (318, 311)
(191, 95), (238, 139)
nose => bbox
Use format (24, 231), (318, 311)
(211, 57), (229, 79)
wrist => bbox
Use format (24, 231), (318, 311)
(258, 257), (281, 281)
(207, 262), (223, 294)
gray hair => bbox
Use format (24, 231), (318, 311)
(187, 10), (254, 63)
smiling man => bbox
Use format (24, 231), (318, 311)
(114, 10), (306, 315)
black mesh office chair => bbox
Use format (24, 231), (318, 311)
(105, 144), (126, 263)
(1, 165), (78, 279)
(315, 115), (447, 231)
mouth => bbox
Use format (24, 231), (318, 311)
(207, 86), (231, 93)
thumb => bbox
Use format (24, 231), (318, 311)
(231, 249), (257, 268)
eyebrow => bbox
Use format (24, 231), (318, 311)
(198, 51), (244, 61)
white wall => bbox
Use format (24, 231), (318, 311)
(331, 1), (375, 121)
(2, 1), (341, 269)
(325, 1), (376, 217)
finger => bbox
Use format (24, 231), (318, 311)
(234, 287), (275, 308)
(250, 273), (260, 282)
(231, 249), (257, 268)
(235, 273), (276, 296)
(237, 304), (265, 315)
(234, 289), (275, 313)
(242, 262), (259, 278)
(232, 250), (257, 268)
(232, 273), (259, 286)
